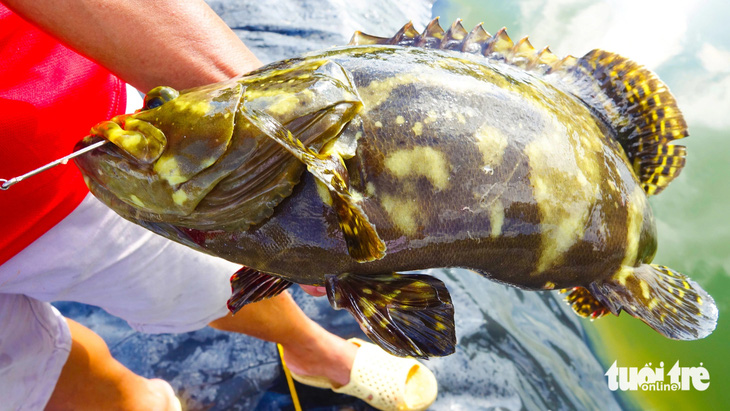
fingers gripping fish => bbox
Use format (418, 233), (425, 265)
(74, 18), (717, 358)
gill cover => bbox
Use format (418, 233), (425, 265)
(134, 81), (244, 187)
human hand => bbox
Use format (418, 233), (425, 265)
(300, 285), (327, 297)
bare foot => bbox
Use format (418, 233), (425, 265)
(281, 324), (358, 387)
(145, 379), (182, 411)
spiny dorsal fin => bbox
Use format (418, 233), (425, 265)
(462, 23), (490, 54)
(485, 27), (514, 56)
(349, 18), (688, 195)
(440, 19), (468, 50)
(416, 17), (445, 47)
(350, 30), (388, 46)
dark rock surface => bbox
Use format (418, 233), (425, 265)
(56, 267), (619, 410)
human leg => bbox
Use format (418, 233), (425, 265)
(210, 292), (439, 411)
(1, 193), (354, 385)
(209, 291), (358, 387)
(46, 318), (179, 411)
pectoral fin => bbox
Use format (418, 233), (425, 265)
(241, 107), (386, 262)
(227, 266), (293, 313)
(325, 272), (456, 358)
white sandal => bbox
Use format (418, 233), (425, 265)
(287, 338), (438, 411)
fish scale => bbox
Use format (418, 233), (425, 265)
(74, 19), (717, 358)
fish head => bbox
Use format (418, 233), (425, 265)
(74, 59), (363, 225)
(74, 79), (246, 217)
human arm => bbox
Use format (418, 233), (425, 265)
(3, 0), (262, 91)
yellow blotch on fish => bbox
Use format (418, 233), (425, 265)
(424, 110), (439, 125)
(315, 179), (333, 206)
(129, 195), (145, 207)
(474, 124), (508, 169)
(384, 146), (450, 190)
(365, 182), (377, 196)
(412, 121), (424, 136)
(527, 115), (601, 274)
(640, 280), (650, 299)
(169, 99), (213, 117)
(357, 73), (421, 112)
(267, 94), (301, 116)
(154, 156), (187, 186)
(489, 201), (504, 238)
(620, 186), (647, 278)
(381, 194), (418, 235)
(172, 189), (189, 206)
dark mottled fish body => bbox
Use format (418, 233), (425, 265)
(184, 46), (650, 291)
(75, 20), (717, 358)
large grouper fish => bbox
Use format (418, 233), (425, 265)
(75, 19), (718, 358)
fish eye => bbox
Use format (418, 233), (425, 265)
(143, 86), (179, 110)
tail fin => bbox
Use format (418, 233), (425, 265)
(590, 264), (717, 340)
(350, 18), (688, 195)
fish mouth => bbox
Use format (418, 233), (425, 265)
(73, 130), (187, 219)
(72, 134), (146, 218)
(85, 114), (167, 164)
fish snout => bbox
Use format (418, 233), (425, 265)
(89, 114), (167, 164)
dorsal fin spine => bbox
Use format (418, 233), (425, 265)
(462, 24), (490, 54)
(414, 17), (445, 48)
(349, 31), (389, 46)
(511, 37), (536, 68)
(441, 19), (468, 51)
(532, 46), (558, 72)
(389, 21), (418, 46)
(485, 28), (513, 57)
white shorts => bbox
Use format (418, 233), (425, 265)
(0, 85), (241, 409)
(0, 194), (240, 408)
(1, 193), (239, 330)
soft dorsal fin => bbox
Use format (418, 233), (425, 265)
(350, 18), (688, 195)
(561, 50), (688, 195)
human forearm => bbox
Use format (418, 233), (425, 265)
(4, 0), (262, 91)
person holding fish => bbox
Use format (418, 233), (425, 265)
(0, 1), (438, 410)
